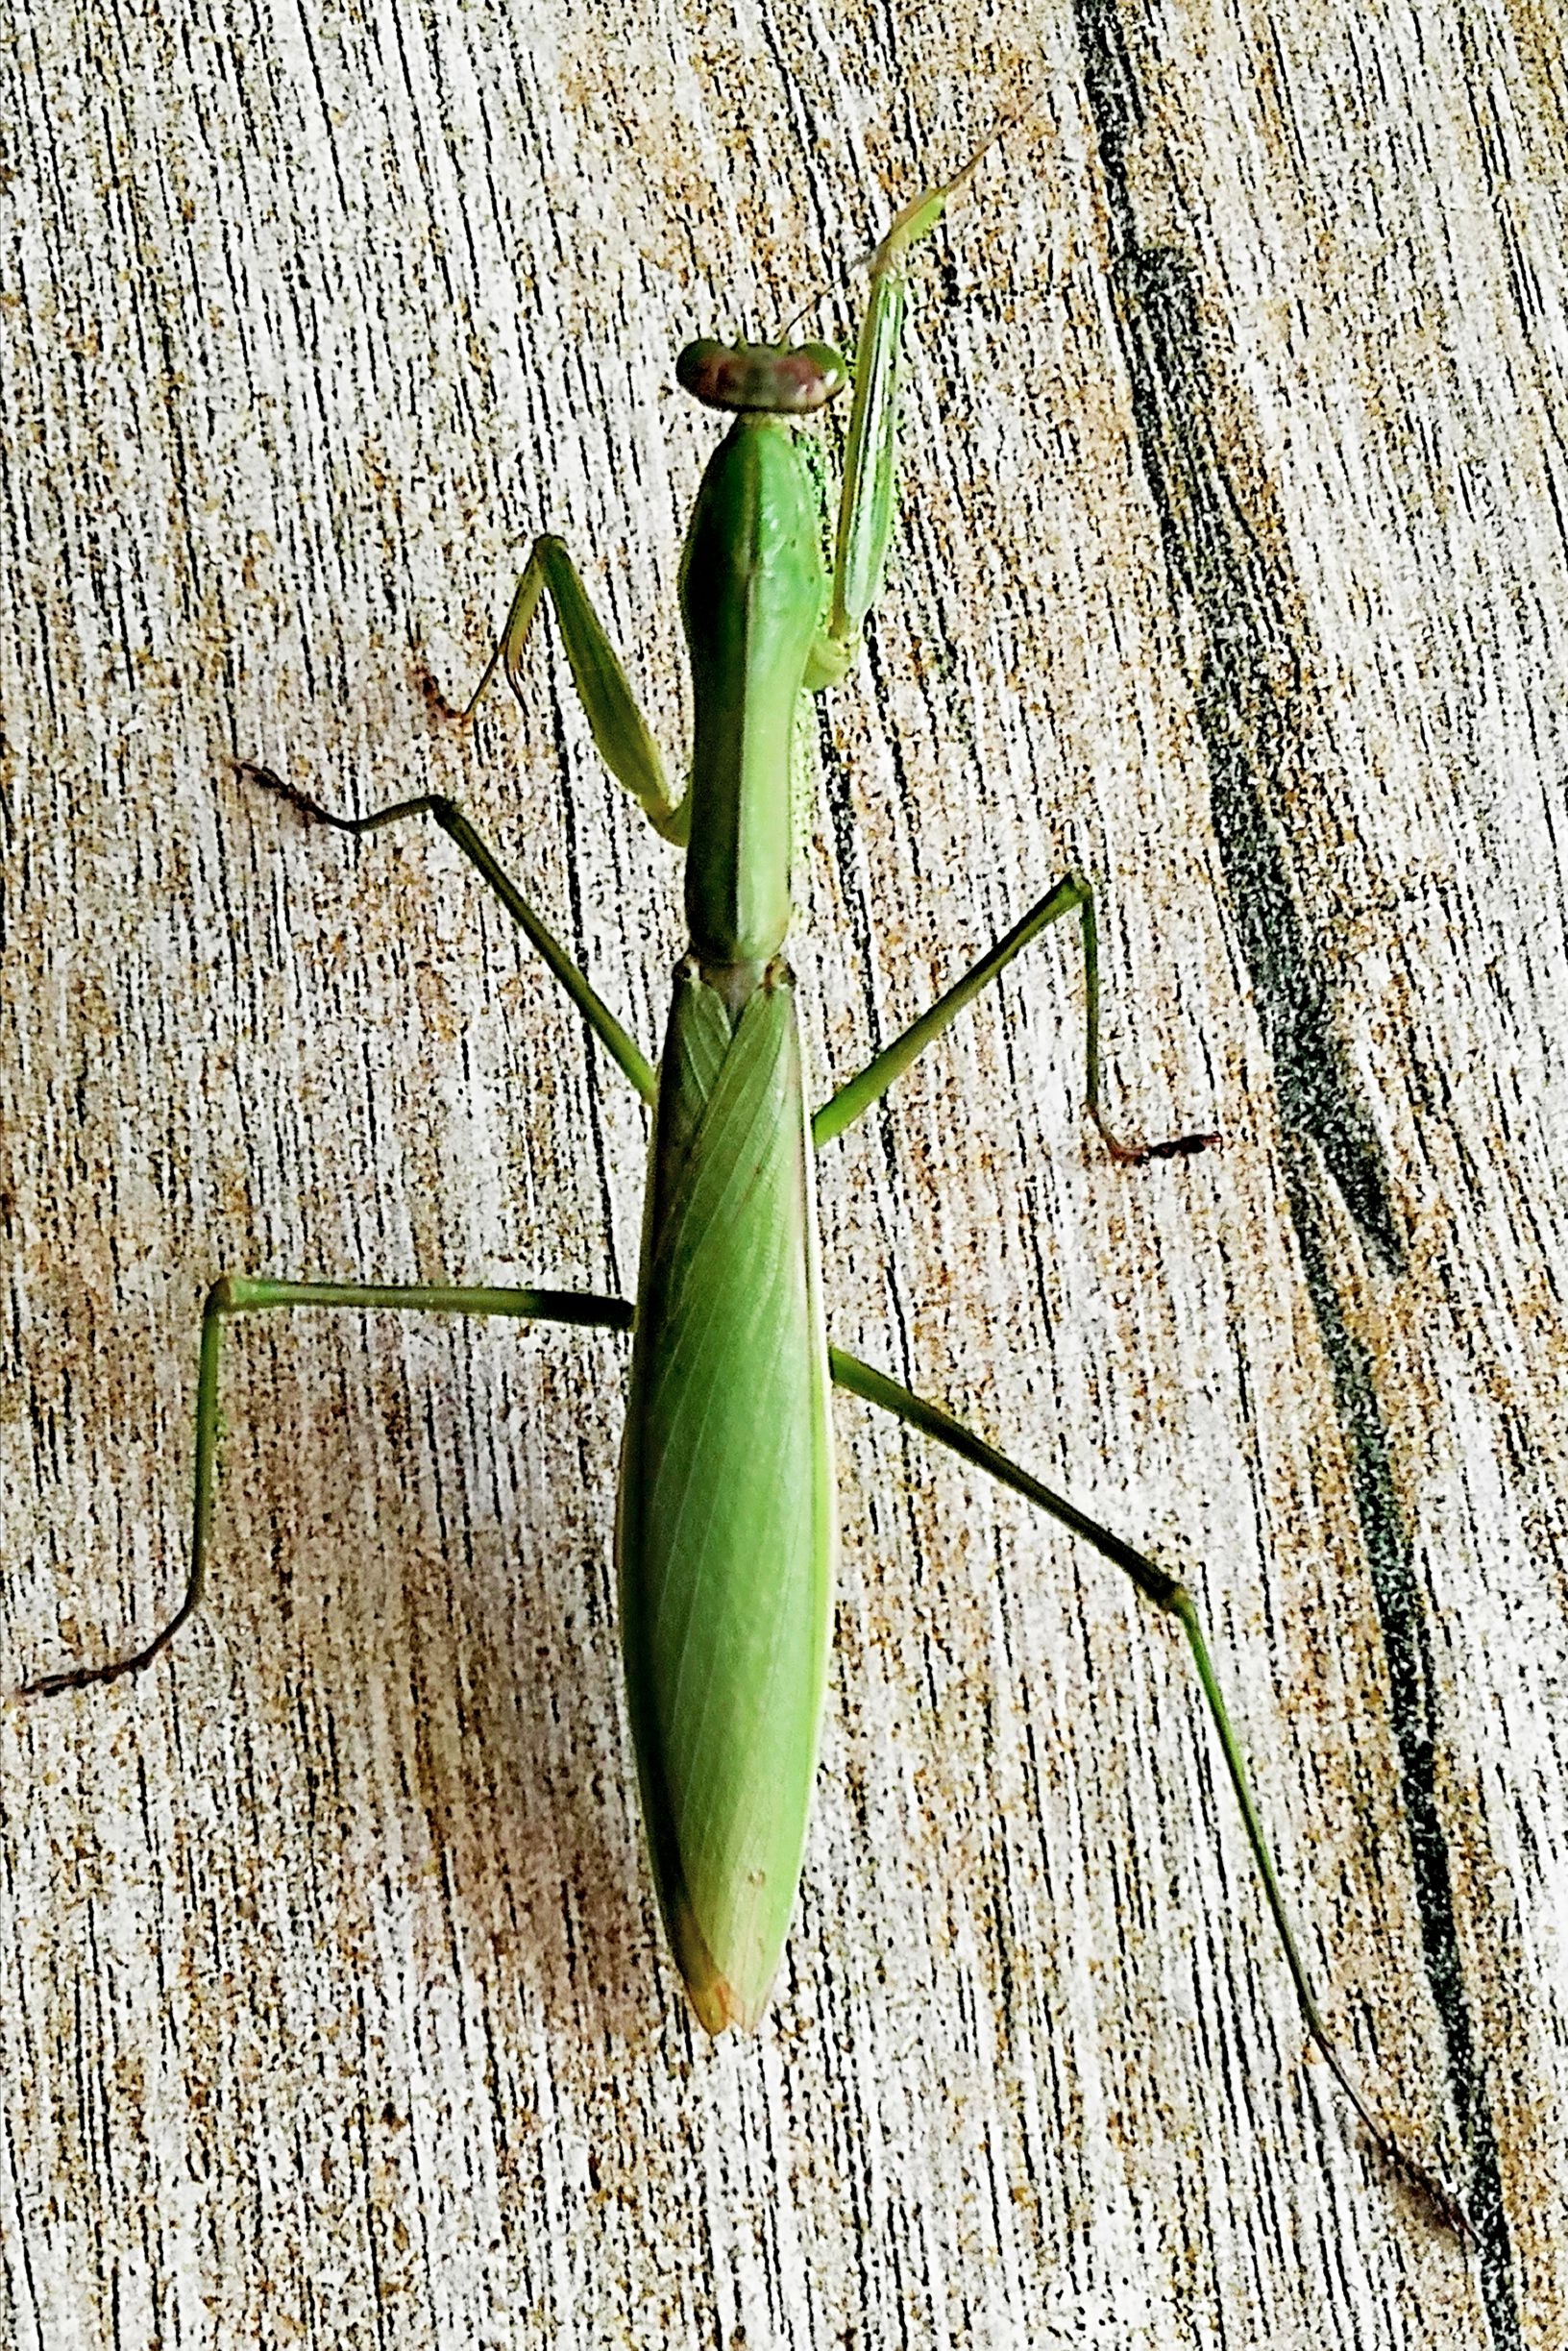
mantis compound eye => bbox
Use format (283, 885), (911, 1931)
(675, 339), (847, 413)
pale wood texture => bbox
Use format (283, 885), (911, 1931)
(3, 5), (1564, 2345)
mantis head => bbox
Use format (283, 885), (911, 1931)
(675, 339), (848, 415)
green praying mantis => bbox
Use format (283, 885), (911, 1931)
(20, 130), (1468, 2240)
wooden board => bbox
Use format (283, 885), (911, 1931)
(4, 4), (1563, 2343)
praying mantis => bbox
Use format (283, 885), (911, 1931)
(18, 128), (1467, 2239)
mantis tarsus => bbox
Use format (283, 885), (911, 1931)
(21, 131), (1468, 2241)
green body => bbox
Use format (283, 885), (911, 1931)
(618, 418), (836, 2029)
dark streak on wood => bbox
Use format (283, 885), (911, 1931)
(1073, 0), (1520, 2332)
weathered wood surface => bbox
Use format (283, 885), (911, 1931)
(3, 5), (1564, 2344)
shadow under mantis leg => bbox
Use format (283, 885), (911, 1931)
(827, 1340), (1473, 2245)
(16, 1279), (633, 1700)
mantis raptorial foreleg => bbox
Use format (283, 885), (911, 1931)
(237, 764), (658, 1104)
(810, 137), (1003, 682)
(812, 869), (1218, 1160)
(828, 1344), (1473, 2242)
(458, 531), (689, 845)
(18, 1280), (634, 1701)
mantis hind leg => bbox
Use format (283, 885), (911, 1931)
(16, 1278), (633, 1700)
(813, 869), (1218, 1159)
(828, 1340), (1472, 2243)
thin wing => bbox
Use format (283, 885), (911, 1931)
(618, 963), (834, 2031)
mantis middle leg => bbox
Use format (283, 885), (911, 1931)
(813, 869), (1218, 1158)
(238, 764), (658, 1105)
